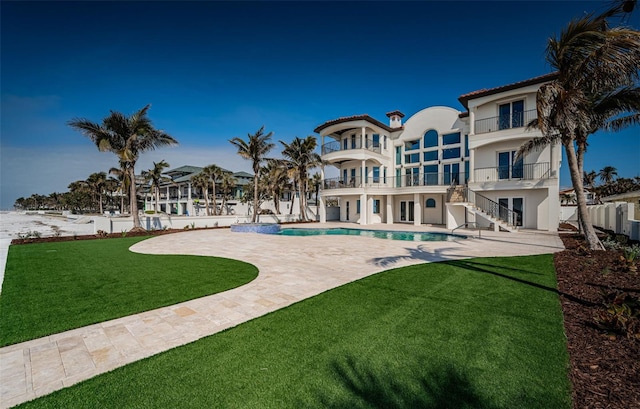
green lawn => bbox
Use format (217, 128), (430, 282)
(0, 237), (258, 346)
(18, 254), (571, 409)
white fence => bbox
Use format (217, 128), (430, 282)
(559, 203), (639, 241)
(93, 207), (319, 234)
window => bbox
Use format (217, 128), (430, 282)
(351, 134), (356, 149)
(342, 169), (347, 184)
(443, 147), (461, 159)
(404, 139), (420, 150)
(356, 199), (360, 214)
(424, 130), (438, 148)
(343, 138), (348, 150)
(373, 199), (381, 214)
(425, 198), (436, 208)
(423, 150), (438, 162)
(442, 132), (460, 145)
(499, 100), (525, 130)
(396, 168), (401, 187)
(383, 135), (387, 149)
(464, 161), (470, 183)
(372, 134), (380, 148)
(395, 147), (401, 165)
(424, 165), (438, 185)
(373, 167), (380, 183)
(498, 151), (524, 180)
(464, 134), (469, 157)
(405, 167), (419, 186)
(405, 153), (420, 163)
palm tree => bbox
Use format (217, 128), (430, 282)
(219, 173), (237, 215)
(202, 164), (223, 215)
(229, 126), (274, 222)
(142, 160), (171, 213)
(598, 166), (618, 184)
(518, 1), (640, 250)
(280, 136), (323, 221)
(190, 172), (210, 216)
(560, 193), (576, 206)
(86, 172), (107, 214)
(309, 172), (322, 205)
(68, 105), (178, 229)
(109, 163), (130, 214)
(264, 160), (289, 214)
(583, 170), (597, 189)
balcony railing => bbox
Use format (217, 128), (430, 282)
(322, 138), (383, 155)
(322, 172), (469, 190)
(474, 109), (537, 135)
(474, 162), (551, 182)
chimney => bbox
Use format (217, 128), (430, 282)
(386, 110), (405, 128)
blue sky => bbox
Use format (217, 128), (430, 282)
(1, 0), (639, 209)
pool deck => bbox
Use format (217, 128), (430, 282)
(0, 223), (565, 408)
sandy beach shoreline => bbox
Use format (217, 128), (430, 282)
(0, 211), (96, 293)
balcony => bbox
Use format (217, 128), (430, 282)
(474, 109), (537, 135)
(322, 138), (382, 155)
(473, 162), (551, 182)
(322, 172), (468, 190)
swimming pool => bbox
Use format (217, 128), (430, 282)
(276, 228), (466, 242)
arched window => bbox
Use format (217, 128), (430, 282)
(423, 130), (438, 148)
(426, 198), (436, 208)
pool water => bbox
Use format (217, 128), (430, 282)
(277, 228), (465, 242)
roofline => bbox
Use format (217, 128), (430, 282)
(314, 114), (399, 134)
(458, 72), (559, 110)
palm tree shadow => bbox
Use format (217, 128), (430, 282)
(309, 356), (499, 409)
(368, 245), (460, 268)
(448, 259), (596, 306)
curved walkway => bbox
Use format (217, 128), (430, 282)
(0, 224), (564, 408)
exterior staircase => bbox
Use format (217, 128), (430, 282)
(446, 185), (519, 232)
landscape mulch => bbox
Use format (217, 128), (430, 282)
(555, 233), (639, 409)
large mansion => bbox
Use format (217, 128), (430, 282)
(316, 73), (562, 232)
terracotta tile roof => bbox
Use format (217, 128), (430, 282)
(386, 110), (405, 118)
(314, 114), (401, 134)
(458, 72), (559, 109)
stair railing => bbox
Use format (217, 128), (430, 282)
(469, 190), (517, 227)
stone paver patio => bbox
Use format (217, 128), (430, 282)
(0, 223), (564, 408)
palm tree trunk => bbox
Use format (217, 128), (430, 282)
(128, 166), (140, 228)
(298, 174), (306, 221)
(274, 194), (280, 214)
(212, 181), (217, 216)
(120, 190), (124, 214)
(289, 180), (296, 215)
(155, 186), (160, 213)
(98, 193), (103, 214)
(252, 173), (259, 223)
(565, 142), (603, 250)
(204, 188), (210, 216)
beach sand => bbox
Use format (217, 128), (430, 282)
(0, 211), (95, 293)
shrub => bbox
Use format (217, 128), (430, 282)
(594, 291), (640, 340)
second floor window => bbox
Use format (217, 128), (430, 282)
(499, 100), (524, 130)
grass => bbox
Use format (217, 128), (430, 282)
(0, 237), (258, 347)
(18, 254), (571, 408)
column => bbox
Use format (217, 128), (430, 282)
(414, 193), (422, 226)
(469, 108), (476, 136)
(469, 150), (475, 183)
(177, 184), (182, 215)
(386, 195), (394, 224)
(360, 193), (368, 225)
(166, 186), (170, 214)
(187, 182), (192, 216)
(319, 195), (326, 223)
(550, 142), (557, 177)
(361, 126), (366, 149)
(361, 160), (366, 187)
